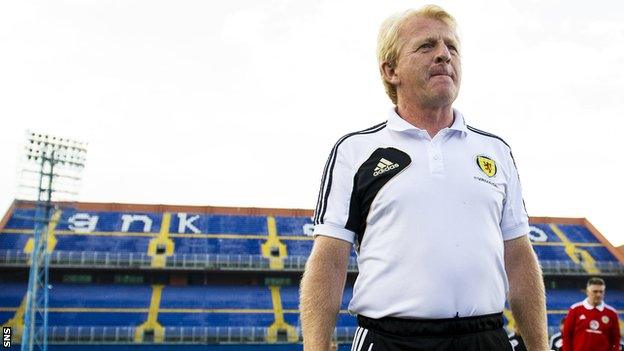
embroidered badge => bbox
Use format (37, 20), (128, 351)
(475, 155), (497, 177)
(590, 320), (599, 330)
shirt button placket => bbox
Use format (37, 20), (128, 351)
(428, 138), (444, 175)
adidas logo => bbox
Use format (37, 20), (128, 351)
(373, 158), (399, 176)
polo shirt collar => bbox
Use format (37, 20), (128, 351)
(582, 298), (605, 311)
(386, 107), (468, 136)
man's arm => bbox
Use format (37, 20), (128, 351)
(562, 308), (575, 351)
(300, 235), (352, 351)
(610, 312), (621, 350)
(505, 235), (548, 351)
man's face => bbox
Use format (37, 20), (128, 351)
(586, 284), (605, 306)
(391, 16), (461, 107)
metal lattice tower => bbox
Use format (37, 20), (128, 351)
(18, 132), (87, 351)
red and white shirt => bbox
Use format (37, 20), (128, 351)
(563, 298), (621, 351)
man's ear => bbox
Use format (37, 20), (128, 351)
(380, 61), (400, 86)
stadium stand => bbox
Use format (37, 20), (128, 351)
(1, 200), (623, 350)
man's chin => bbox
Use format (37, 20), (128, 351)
(427, 90), (458, 107)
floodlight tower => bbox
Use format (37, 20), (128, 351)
(18, 132), (87, 351)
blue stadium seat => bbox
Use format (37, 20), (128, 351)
(0, 282), (26, 307)
(558, 225), (600, 243)
(547, 313), (566, 329)
(0, 312), (14, 324)
(546, 289), (586, 310)
(582, 247), (618, 262)
(193, 215), (267, 235)
(336, 313), (357, 327)
(283, 313), (299, 327)
(48, 284), (151, 308)
(0, 234), (30, 250)
(160, 286), (272, 309)
(55, 236), (151, 253)
(172, 238), (263, 255)
(49, 312), (147, 326)
(275, 216), (313, 237)
(4, 209), (37, 229)
(283, 240), (314, 258)
(159, 313), (275, 327)
(280, 286), (299, 311)
(606, 290), (624, 308)
(533, 246), (572, 261)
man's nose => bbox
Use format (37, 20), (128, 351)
(434, 44), (452, 63)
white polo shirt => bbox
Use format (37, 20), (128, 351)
(313, 108), (530, 319)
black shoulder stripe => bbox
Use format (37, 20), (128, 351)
(466, 125), (510, 148)
(467, 125), (527, 215)
(467, 124), (519, 167)
(315, 121), (387, 224)
(314, 121), (387, 225)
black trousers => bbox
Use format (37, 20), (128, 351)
(350, 312), (512, 351)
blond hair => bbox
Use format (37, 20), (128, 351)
(377, 5), (458, 105)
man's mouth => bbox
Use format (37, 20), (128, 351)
(430, 66), (453, 79)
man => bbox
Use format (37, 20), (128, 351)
(563, 277), (621, 351)
(300, 5), (548, 351)
(549, 317), (565, 351)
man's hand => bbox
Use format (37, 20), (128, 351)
(505, 235), (549, 351)
(300, 235), (352, 351)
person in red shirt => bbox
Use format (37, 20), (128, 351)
(563, 277), (621, 351)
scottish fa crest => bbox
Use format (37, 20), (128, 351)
(476, 155), (497, 177)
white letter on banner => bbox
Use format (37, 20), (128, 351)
(528, 225), (548, 242)
(177, 213), (201, 234)
(303, 223), (314, 236)
(121, 215), (153, 232)
(68, 213), (99, 233)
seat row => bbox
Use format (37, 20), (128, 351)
(0, 234), (618, 264)
(2, 209), (607, 244)
(2, 283), (622, 331)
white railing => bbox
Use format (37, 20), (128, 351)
(164, 326), (267, 343)
(167, 253), (270, 270)
(539, 260), (624, 275)
(38, 325), (356, 344)
(41, 326), (562, 344)
(33, 326), (272, 344)
(48, 326), (135, 343)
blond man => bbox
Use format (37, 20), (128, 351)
(301, 5), (548, 351)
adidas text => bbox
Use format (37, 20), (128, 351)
(373, 163), (398, 176)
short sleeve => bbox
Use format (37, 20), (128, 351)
(500, 149), (530, 241)
(313, 143), (357, 244)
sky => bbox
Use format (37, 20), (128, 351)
(1, 0), (623, 246)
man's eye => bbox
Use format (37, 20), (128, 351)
(419, 43), (433, 50)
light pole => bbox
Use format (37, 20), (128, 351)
(18, 131), (87, 351)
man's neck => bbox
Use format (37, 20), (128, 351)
(396, 100), (454, 138)
(586, 298), (602, 307)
